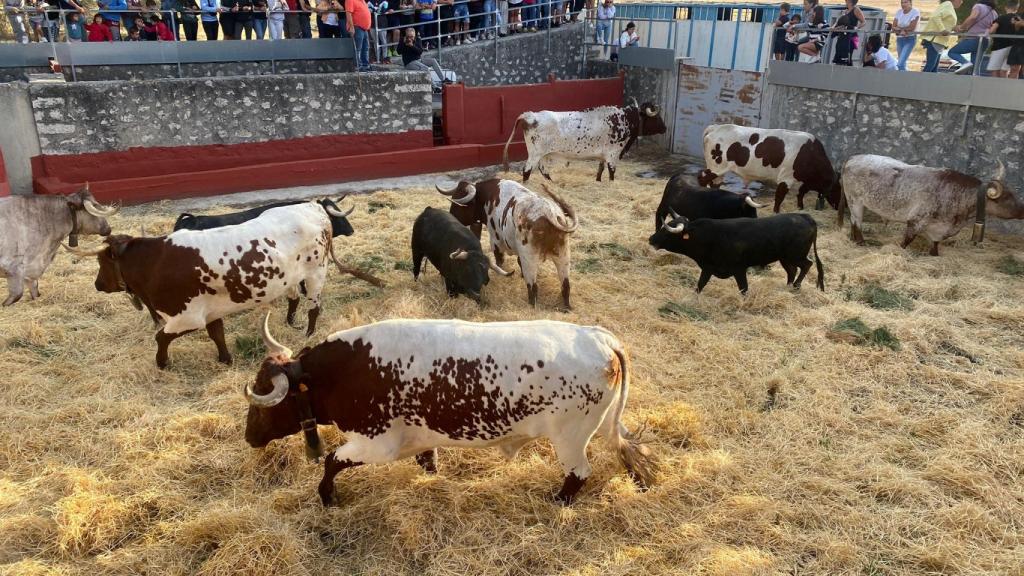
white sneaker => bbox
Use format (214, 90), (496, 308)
(465, 36), (475, 43)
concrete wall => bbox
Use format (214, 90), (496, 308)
(0, 82), (42, 195)
(439, 23), (585, 86)
(588, 60), (677, 150)
(29, 71), (432, 155)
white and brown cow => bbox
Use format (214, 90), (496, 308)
(65, 202), (354, 368)
(502, 102), (667, 182)
(698, 124), (840, 213)
(244, 315), (658, 506)
(440, 178), (577, 310)
(0, 184), (117, 306)
(839, 155), (1024, 255)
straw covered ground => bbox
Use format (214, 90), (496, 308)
(2, 148), (1024, 576)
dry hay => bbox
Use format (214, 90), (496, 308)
(2, 146), (1024, 576)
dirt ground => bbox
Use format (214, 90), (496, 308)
(1, 146), (1023, 576)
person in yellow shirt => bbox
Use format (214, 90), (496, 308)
(920, 0), (962, 72)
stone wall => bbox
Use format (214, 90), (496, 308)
(588, 60), (676, 150)
(0, 60), (353, 83)
(768, 84), (1024, 234)
(438, 22), (585, 86)
(29, 70), (432, 155)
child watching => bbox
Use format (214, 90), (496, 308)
(863, 34), (897, 69)
(66, 11), (86, 41)
(85, 13), (114, 40)
(784, 13), (802, 60)
(772, 2), (791, 60)
(28, 0), (49, 42)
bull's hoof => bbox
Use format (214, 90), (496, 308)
(319, 489), (340, 507)
(218, 353), (233, 365)
(156, 357), (169, 370)
(305, 326), (316, 338)
(554, 491), (576, 506)
(558, 304), (573, 313)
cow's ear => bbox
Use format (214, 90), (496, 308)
(66, 191), (85, 209)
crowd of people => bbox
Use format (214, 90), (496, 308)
(769, 0), (1024, 78)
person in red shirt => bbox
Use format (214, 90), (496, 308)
(85, 13), (115, 40)
(144, 13), (175, 39)
(346, 0), (372, 71)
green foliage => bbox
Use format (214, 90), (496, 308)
(5, 337), (57, 358)
(574, 257), (602, 273)
(597, 242), (633, 261)
(393, 260), (413, 272)
(996, 255), (1024, 276)
(658, 301), (709, 321)
(234, 335), (265, 362)
(367, 200), (397, 214)
(357, 255), (388, 273)
(852, 283), (915, 311)
(830, 317), (901, 351)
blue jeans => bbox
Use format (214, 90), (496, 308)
(522, 4), (536, 26)
(482, 0), (495, 31)
(895, 35), (915, 70)
(946, 36), (988, 74)
(354, 26), (370, 70)
(299, 12), (311, 38)
(922, 39), (943, 72)
(253, 18), (266, 39)
(595, 19), (610, 50)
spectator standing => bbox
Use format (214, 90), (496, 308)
(347, 0), (372, 70)
(96, 0), (126, 39)
(268, 0), (285, 37)
(179, 0), (198, 37)
(397, 26), (445, 78)
(986, 0), (1020, 77)
(252, 0), (267, 37)
(796, 0), (827, 61)
(4, 0), (30, 44)
(298, 0), (312, 37)
(367, 0), (387, 60)
(66, 10), (84, 39)
(85, 12), (115, 39)
(772, 2), (791, 61)
(45, 0), (85, 42)
(220, 0), (236, 38)
(468, 0), (483, 38)
(784, 12), (802, 59)
(416, 0), (436, 47)
(507, 0), (520, 33)
(594, 0), (613, 54)
(482, 0), (494, 38)
(948, 0), (997, 74)
(920, 0), (960, 71)
(234, 0), (254, 38)
(891, 0), (920, 70)
(161, 0), (181, 38)
(147, 12), (175, 37)
(1009, 17), (1024, 78)
(831, 0), (865, 66)
(863, 33), (897, 68)
(199, 0), (218, 38)
(521, 0), (535, 32)
(436, 0), (453, 45)
(283, 0), (299, 36)
(316, 0), (341, 37)
(28, 0), (48, 41)
(450, 0), (469, 43)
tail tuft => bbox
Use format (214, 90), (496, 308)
(813, 234), (825, 292)
(617, 434), (660, 489)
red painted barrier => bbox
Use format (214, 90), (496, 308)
(0, 148), (10, 197)
(442, 73), (625, 147)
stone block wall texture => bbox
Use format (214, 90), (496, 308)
(587, 60), (675, 150)
(769, 84), (1024, 234)
(438, 22), (585, 86)
(29, 70), (432, 155)
(0, 60), (353, 83)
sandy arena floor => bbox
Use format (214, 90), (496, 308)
(1, 147), (1023, 576)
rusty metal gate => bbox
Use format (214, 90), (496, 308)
(673, 64), (764, 158)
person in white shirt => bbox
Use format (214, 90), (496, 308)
(618, 20), (638, 48)
(594, 0), (613, 56)
(891, 0), (920, 70)
(864, 34), (898, 70)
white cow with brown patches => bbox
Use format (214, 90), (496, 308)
(502, 102), (667, 183)
(244, 315), (659, 506)
(440, 178), (577, 310)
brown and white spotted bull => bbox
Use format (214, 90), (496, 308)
(0, 184), (117, 306)
(64, 202), (354, 368)
(839, 155), (1024, 256)
(502, 102), (667, 182)
(244, 314), (658, 506)
(440, 179), (578, 310)
(698, 124), (840, 213)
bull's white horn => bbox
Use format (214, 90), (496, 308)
(325, 204), (355, 218)
(435, 183), (460, 196)
(450, 249), (470, 261)
(83, 198), (120, 217)
(644, 105), (657, 118)
(489, 258), (513, 276)
(450, 184), (477, 206)
(665, 221), (686, 234)
(987, 185), (1002, 200)
(669, 207), (682, 220)
(744, 196), (765, 209)
(260, 312), (293, 359)
(61, 241), (108, 256)
(244, 372), (289, 408)
(994, 159), (1005, 182)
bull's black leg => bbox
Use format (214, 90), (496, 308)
(415, 449), (438, 474)
(607, 163), (616, 181)
(286, 298), (300, 327)
(154, 328), (194, 369)
(412, 248), (424, 279)
(527, 283), (538, 307)
(554, 472), (587, 505)
(781, 262), (797, 285)
(900, 223), (922, 251)
(793, 259), (812, 289)
(796, 190), (807, 210)
(560, 278), (571, 311)
(306, 306), (320, 337)
(695, 269), (712, 293)
(523, 169), (532, 182)
(444, 278), (458, 298)
(851, 223), (865, 245)
(734, 271), (749, 295)
(773, 183), (789, 214)
(470, 222), (482, 240)
(930, 242), (940, 256)
(318, 452), (361, 507)
(596, 162), (605, 182)
(205, 319), (232, 365)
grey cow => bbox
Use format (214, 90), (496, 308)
(0, 185), (118, 305)
(839, 155), (1024, 256)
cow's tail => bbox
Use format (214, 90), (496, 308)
(327, 228), (386, 288)
(813, 230), (825, 292)
(540, 183), (578, 233)
(835, 175), (847, 228)
(608, 344), (659, 489)
(502, 115), (525, 172)
(173, 213), (195, 231)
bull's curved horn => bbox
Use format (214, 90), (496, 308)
(669, 207), (682, 220)
(61, 241), (108, 256)
(260, 312), (293, 359)
(644, 104), (658, 118)
(244, 372), (290, 408)
(325, 203), (355, 218)
(987, 184), (1002, 200)
(489, 257), (513, 277)
(994, 159), (1005, 182)
(744, 196), (765, 209)
(83, 198), (120, 217)
(450, 249), (470, 260)
(450, 184), (477, 206)
(435, 183), (460, 196)
(665, 221), (686, 234)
